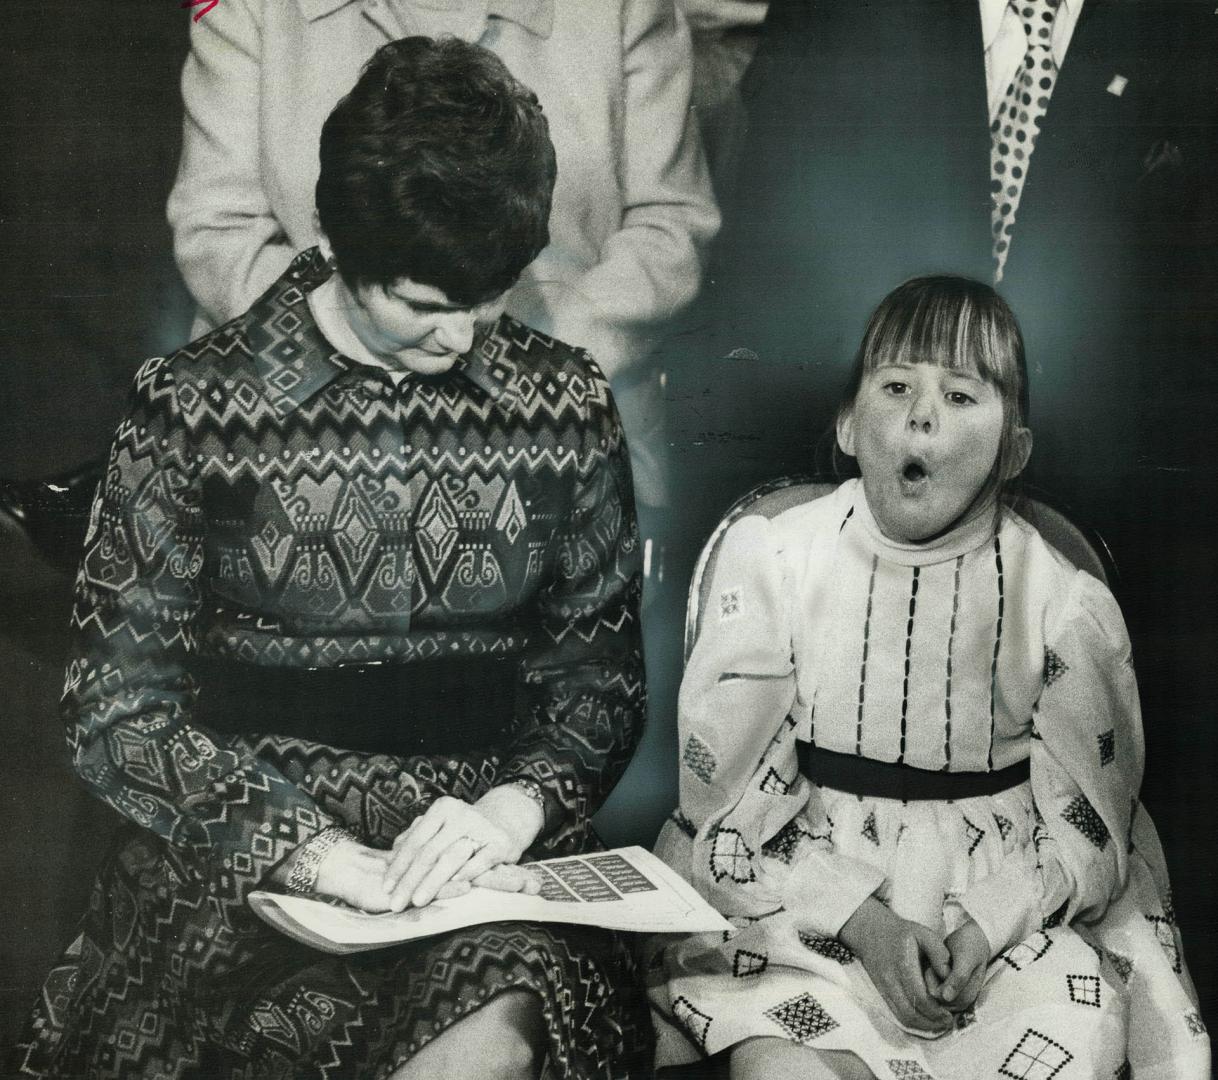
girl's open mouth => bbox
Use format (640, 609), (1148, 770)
(899, 458), (929, 492)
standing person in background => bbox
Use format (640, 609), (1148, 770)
(167, 0), (719, 516)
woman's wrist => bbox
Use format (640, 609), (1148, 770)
(284, 825), (357, 895)
(474, 782), (546, 856)
(838, 895), (892, 953)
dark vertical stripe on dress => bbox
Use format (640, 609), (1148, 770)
(943, 554), (963, 769)
(856, 554), (879, 755)
(898, 566), (920, 764)
(839, 506), (855, 533)
(988, 535), (1005, 769)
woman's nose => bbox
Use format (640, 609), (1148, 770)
(433, 310), (478, 355)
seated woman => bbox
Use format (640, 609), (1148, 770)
(13, 37), (650, 1080)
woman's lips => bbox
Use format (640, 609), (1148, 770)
(898, 458), (929, 495)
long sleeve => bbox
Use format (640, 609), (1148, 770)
(666, 513), (884, 935)
(498, 366), (647, 853)
(63, 356), (336, 915)
(514, 0), (719, 380)
(166, 0), (296, 329)
(956, 571), (1142, 955)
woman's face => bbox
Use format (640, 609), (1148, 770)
(837, 360), (1008, 543)
(340, 275), (506, 376)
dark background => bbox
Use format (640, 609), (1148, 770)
(1, 0), (1213, 1054)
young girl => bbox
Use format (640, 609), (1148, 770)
(649, 278), (1208, 1079)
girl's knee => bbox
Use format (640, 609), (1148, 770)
(389, 988), (546, 1080)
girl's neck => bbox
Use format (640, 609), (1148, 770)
(853, 481), (1001, 566)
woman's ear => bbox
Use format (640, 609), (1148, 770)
(836, 407), (857, 458)
(1004, 426), (1033, 479)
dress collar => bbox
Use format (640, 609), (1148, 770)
(295, 0), (553, 38)
(843, 477), (1000, 567)
(249, 248), (525, 417)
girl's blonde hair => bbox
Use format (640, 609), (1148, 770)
(837, 275), (1030, 513)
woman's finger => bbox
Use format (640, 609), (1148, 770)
(384, 809), (454, 890)
(472, 864), (541, 895)
(451, 845), (501, 884)
(910, 923), (951, 981)
(409, 835), (484, 908)
(898, 942), (951, 1028)
(433, 879), (473, 901)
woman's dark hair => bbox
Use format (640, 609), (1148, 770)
(316, 36), (557, 306)
(836, 275), (1031, 512)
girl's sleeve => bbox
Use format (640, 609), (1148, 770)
(955, 571), (1143, 955)
(64, 357), (338, 914)
(166, 0), (297, 328)
(672, 513), (884, 934)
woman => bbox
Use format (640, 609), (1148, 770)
(13, 38), (650, 1079)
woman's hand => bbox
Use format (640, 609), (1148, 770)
(382, 788), (544, 911)
(312, 837), (395, 912)
(839, 898), (954, 1035)
(936, 917), (991, 1013)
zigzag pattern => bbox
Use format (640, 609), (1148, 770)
(17, 249), (647, 1077)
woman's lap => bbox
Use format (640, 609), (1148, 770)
(12, 826), (653, 1080)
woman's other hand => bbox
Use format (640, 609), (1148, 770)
(839, 897), (954, 1035)
(383, 788), (545, 910)
(313, 837), (395, 912)
(936, 917), (991, 1013)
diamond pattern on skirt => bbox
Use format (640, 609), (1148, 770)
(991, 0), (1063, 281)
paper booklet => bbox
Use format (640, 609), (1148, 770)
(249, 845), (731, 954)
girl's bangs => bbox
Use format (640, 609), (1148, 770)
(862, 289), (1014, 390)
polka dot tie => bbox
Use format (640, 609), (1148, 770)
(990, 0), (1061, 282)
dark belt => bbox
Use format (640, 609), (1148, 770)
(796, 742), (1030, 801)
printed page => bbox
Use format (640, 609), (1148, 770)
(249, 846), (731, 954)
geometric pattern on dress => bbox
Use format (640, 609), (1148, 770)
(1105, 950), (1134, 984)
(671, 995), (713, 1050)
(1112, 1062), (1131, 1080)
(1066, 973), (1101, 1008)
(1061, 795), (1109, 850)
(710, 827), (756, 884)
(963, 815), (985, 856)
(761, 818), (812, 865)
(683, 735), (717, 783)
(1042, 648), (1068, 687)
(719, 587), (742, 621)
(887, 1061), (935, 1080)
(760, 766), (791, 795)
(798, 932), (856, 965)
(733, 949), (769, 978)
(1184, 1010), (1208, 1038)
(998, 1028), (1074, 1079)
(996, 813), (1014, 841)
(1003, 932), (1054, 972)
(862, 809), (880, 847)
(763, 993), (839, 1042)
(670, 809), (697, 839)
(1097, 729), (1115, 766)
(1145, 914), (1182, 973)
(1041, 899), (1068, 931)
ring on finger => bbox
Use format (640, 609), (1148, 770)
(458, 834), (487, 852)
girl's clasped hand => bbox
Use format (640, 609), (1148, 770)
(314, 789), (546, 912)
(839, 899), (990, 1034)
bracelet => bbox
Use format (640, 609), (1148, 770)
(507, 777), (548, 819)
(285, 825), (355, 895)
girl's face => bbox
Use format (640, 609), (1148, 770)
(837, 360), (1012, 543)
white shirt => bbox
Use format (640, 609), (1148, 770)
(981, 0), (1084, 121)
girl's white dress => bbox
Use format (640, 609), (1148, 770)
(650, 480), (1208, 1079)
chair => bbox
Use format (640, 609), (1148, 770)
(685, 476), (1117, 662)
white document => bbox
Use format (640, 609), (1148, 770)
(249, 845), (731, 954)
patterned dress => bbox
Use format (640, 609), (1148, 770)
(12, 250), (652, 1078)
(649, 480), (1208, 1079)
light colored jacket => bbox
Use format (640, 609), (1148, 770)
(167, 0), (719, 386)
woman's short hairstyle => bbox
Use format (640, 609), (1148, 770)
(316, 36), (557, 306)
(837, 275), (1031, 509)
